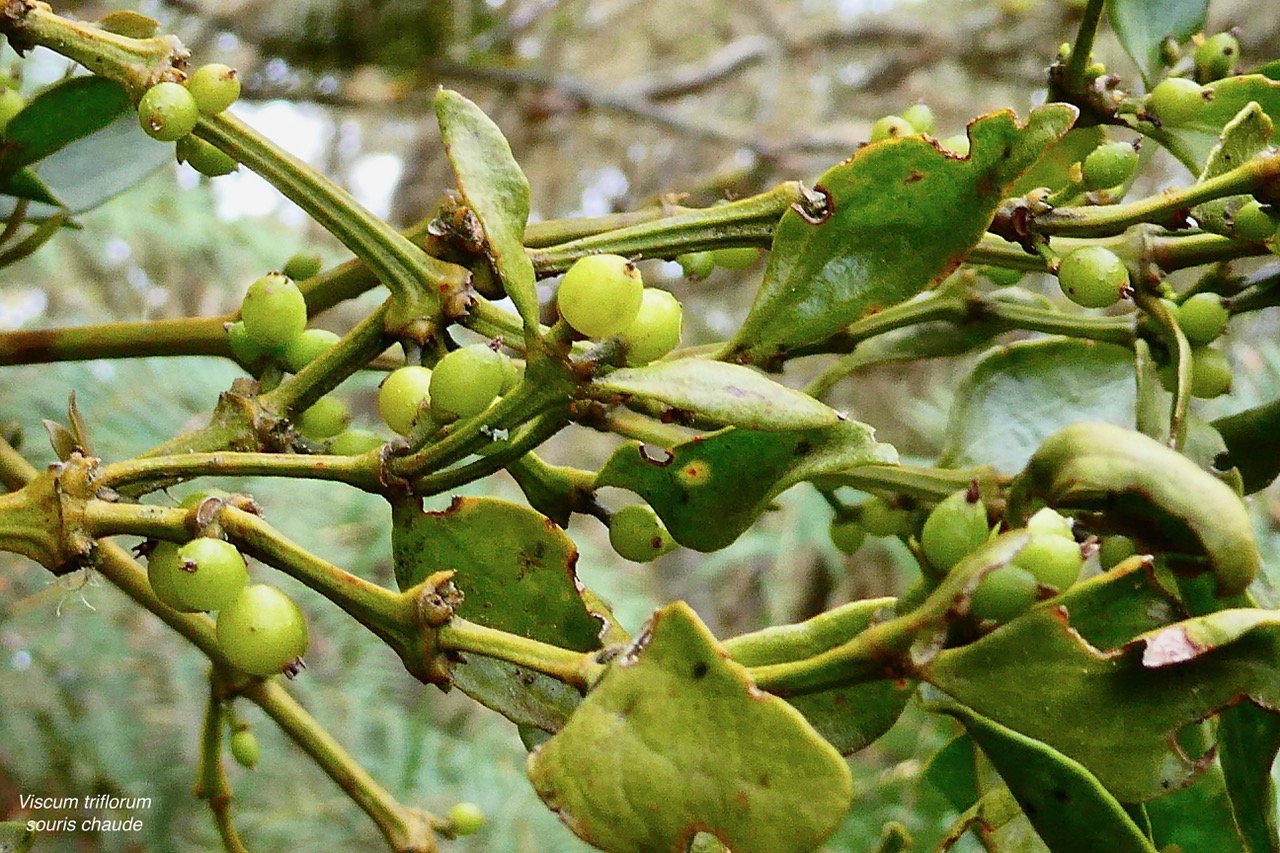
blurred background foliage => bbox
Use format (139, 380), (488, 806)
(2, 0), (1280, 850)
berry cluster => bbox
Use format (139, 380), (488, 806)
(137, 64), (241, 176)
(556, 254), (684, 365)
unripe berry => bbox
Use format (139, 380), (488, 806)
(1158, 346), (1233, 398)
(296, 396), (350, 441)
(229, 729), (260, 769)
(1194, 33), (1240, 83)
(216, 584), (309, 677)
(870, 115), (915, 142)
(281, 328), (340, 372)
(829, 518), (867, 555)
(901, 103), (935, 135)
(970, 565), (1038, 624)
(1025, 507), (1073, 540)
(449, 802), (485, 836)
(1232, 200), (1278, 242)
(940, 134), (971, 156)
(0, 87), (25, 134)
(138, 81), (199, 142)
(379, 366), (433, 435)
(1012, 533), (1083, 592)
(619, 289), (683, 366)
(1057, 246), (1130, 308)
(226, 321), (272, 369)
(1098, 535), (1137, 570)
(1147, 78), (1208, 127)
(429, 344), (508, 419)
(187, 63), (241, 115)
(176, 135), (236, 177)
(710, 247), (760, 271)
(330, 428), (383, 456)
(609, 504), (677, 562)
(282, 253), (323, 281)
(1081, 141), (1139, 190)
(859, 497), (911, 537)
(557, 254), (644, 338)
(241, 273), (307, 350)
(1175, 293), (1229, 345)
(922, 489), (990, 573)
(677, 251), (716, 280)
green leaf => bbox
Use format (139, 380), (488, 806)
(391, 496), (603, 731)
(1108, 0), (1208, 83)
(0, 77), (130, 178)
(435, 89), (540, 334)
(723, 598), (915, 754)
(1218, 702), (1280, 853)
(0, 821), (35, 853)
(1138, 609), (1280, 668)
(922, 587), (1280, 801)
(527, 601), (853, 853)
(592, 360), (838, 432)
(924, 734), (981, 813)
(1214, 398), (1280, 494)
(33, 112), (172, 214)
(595, 420), (896, 552)
(930, 700), (1158, 853)
(1152, 75), (1280, 172)
(1145, 756), (1249, 852)
(97, 10), (160, 38)
(1190, 102), (1273, 235)
(939, 338), (1136, 473)
(726, 104), (1076, 364)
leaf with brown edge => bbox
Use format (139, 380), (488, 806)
(725, 104), (1076, 365)
(527, 601), (853, 853)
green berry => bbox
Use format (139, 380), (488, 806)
(148, 542), (199, 612)
(1232, 199), (1279, 242)
(227, 321), (272, 369)
(177, 537), (249, 611)
(557, 254), (645, 338)
(859, 497), (911, 537)
(297, 396), (350, 441)
(187, 63), (241, 115)
(330, 428), (383, 456)
(941, 134), (970, 156)
(449, 802), (485, 836)
(498, 354), (520, 393)
(1189, 346), (1232, 398)
(175, 135), (236, 177)
(829, 518), (867, 555)
(609, 504), (677, 562)
(1176, 293), (1230, 345)
(1147, 78), (1208, 127)
(1057, 246), (1130, 308)
(1012, 533), (1083, 592)
(216, 584), (309, 677)
(229, 729), (260, 769)
(870, 115), (915, 142)
(0, 87), (24, 134)
(901, 103), (935, 135)
(241, 273), (307, 350)
(710, 246), (760, 271)
(1098, 535), (1137, 570)
(619, 289), (683, 366)
(138, 81), (199, 142)
(677, 251), (716, 280)
(922, 489), (990, 573)
(429, 344), (508, 420)
(281, 328), (340, 372)
(282, 253), (322, 281)
(1194, 33), (1240, 82)
(1025, 507), (1073, 540)
(378, 366), (433, 435)
(1081, 141), (1139, 190)
(970, 565), (1039, 624)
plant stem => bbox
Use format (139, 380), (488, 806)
(195, 689), (249, 853)
(95, 450), (386, 496)
(240, 679), (438, 853)
(1062, 0), (1106, 95)
(436, 617), (596, 690)
(0, 316), (230, 366)
(1133, 290), (1190, 450)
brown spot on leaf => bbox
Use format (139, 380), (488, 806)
(905, 170), (924, 184)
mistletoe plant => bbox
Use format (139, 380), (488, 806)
(4, 0), (1280, 850)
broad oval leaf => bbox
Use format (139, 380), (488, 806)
(391, 496), (604, 730)
(592, 359), (838, 432)
(940, 338), (1136, 473)
(1108, 0), (1208, 84)
(596, 420), (897, 552)
(527, 601), (853, 853)
(1216, 702), (1280, 853)
(931, 700), (1158, 853)
(726, 104), (1076, 364)
(0, 77), (130, 178)
(1190, 102), (1273, 236)
(1145, 751), (1251, 852)
(435, 89), (539, 333)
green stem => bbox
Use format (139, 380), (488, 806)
(411, 408), (569, 496)
(1062, 0), (1106, 95)
(0, 316), (230, 366)
(94, 450), (386, 496)
(1134, 290), (1190, 450)
(1034, 153), (1280, 237)
(436, 617), (597, 690)
(526, 181), (810, 274)
(195, 689), (248, 853)
(240, 679), (437, 853)
(819, 464), (1008, 508)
